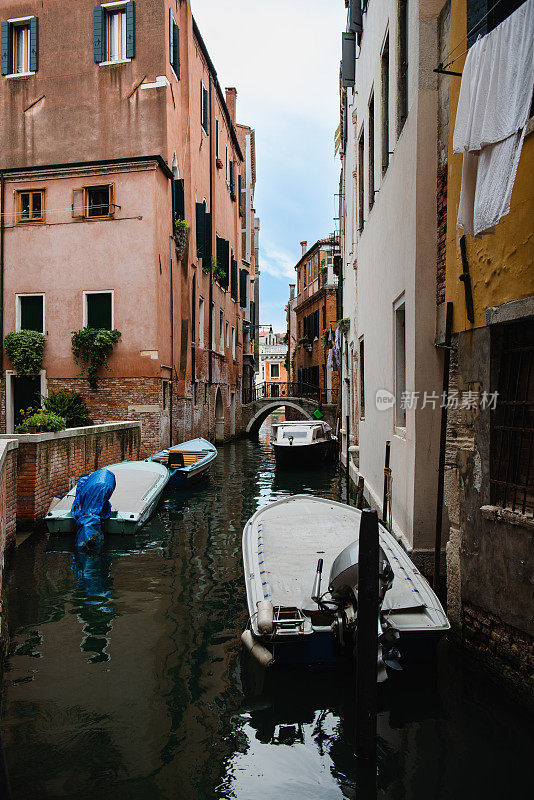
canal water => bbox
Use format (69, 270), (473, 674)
(1, 418), (532, 799)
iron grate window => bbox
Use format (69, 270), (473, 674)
(490, 319), (534, 517)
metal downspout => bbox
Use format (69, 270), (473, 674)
(0, 171), (4, 376)
(208, 76), (214, 386)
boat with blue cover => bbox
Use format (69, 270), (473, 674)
(149, 437), (217, 487)
(45, 460), (169, 535)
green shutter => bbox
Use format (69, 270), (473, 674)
(94, 6), (105, 63)
(239, 269), (248, 309)
(29, 16), (38, 72)
(231, 257), (238, 301)
(1, 21), (12, 75)
(125, 1), (135, 59)
(203, 212), (212, 270)
(20, 296), (44, 333)
(87, 293), (112, 330)
(196, 202), (206, 259)
(173, 23), (180, 78)
(173, 178), (185, 224)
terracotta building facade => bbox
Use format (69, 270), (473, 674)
(293, 238), (339, 403)
(0, 0), (257, 455)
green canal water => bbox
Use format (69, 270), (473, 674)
(1, 419), (532, 799)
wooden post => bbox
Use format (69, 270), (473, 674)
(382, 441), (390, 525)
(356, 475), (365, 509)
(345, 414), (350, 505)
(355, 508), (379, 763)
(433, 302), (453, 591)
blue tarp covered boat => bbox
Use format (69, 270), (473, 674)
(149, 437), (217, 487)
(71, 467), (116, 550)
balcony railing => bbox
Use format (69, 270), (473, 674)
(243, 381), (328, 406)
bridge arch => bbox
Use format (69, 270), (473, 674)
(245, 401), (313, 435)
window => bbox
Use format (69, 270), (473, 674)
(198, 296), (204, 348)
(84, 291), (113, 330)
(72, 185), (115, 220)
(16, 189), (44, 223)
(219, 310), (224, 353)
(211, 302), (215, 349)
(226, 321), (229, 347)
(231, 326), (236, 360)
(229, 160), (236, 200)
(17, 294), (44, 333)
(201, 80), (209, 135)
(398, 0), (408, 135)
(358, 130), (365, 231)
(271, 363), (279, 378)
(368, 91), (375, 212)
(381, 34), (390, 174)
(1, 16), (38, 76)
(169, 8), (180, 78)
(467, 0), (525, 49)
(225, 146), (229, 183)
(359, 337), (365, 419)
(394, 298), (406, 429)
(94, 2), (135, 64)
(491, 319), (534, 518)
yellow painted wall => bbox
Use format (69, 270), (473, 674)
(445, 0), (534, 334)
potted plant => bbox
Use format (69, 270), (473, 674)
(212, 257), (227, 285)
(216, 157), (224, 170)
(16, 409), (66, 434)
(174, 217), (190, 261)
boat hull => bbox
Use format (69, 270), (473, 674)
(273, 439), (334, 466)
(151, 438), (217, 488)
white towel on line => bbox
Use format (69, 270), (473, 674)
(453, 0), (534, 236)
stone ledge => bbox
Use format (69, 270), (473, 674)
(0, 421), (141, 444)
(480, 504), (534, 530)
(486, 296), (534, 326)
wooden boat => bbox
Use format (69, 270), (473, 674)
(45, 460), (169, 535)
(242, 496), (449, 675)
(149, 437), (217, 487)
(271, 421), (336, 466)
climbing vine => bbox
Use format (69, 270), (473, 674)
(71, 328), (121, 389)
(4, 330), (45, 376)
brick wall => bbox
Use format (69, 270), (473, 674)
(463, 603), (534, 697)
(0, 439), (18, 625)
(0, 422), (140, 525)
(436, 165), (447, 305)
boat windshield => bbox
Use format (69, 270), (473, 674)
(282, 431), (308, 439)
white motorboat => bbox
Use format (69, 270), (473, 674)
(271, 420), (336, 466)
(45, 460), (169, 535)
(242, 495), (449, 675)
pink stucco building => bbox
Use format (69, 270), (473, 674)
(0, 0), (258, 454)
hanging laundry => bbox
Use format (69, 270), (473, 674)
(453, 0), (534, 236)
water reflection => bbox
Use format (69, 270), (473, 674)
(1, 415), (533, 799)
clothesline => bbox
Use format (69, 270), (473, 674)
(435, 0), (507, 77)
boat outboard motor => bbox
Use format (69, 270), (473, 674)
(71, 468), (116, 551)
(329, 539), (393, 605)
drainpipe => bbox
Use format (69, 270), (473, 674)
(169, 235), (174, 447)
(208, 75), (214, 386)
(0, 171), (4, 376)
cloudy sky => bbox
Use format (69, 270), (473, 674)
(193, 0), (346, 333)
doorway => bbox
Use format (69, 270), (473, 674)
(6, 370), (47, 433)
(230, 391), (236, 437)
(215, 387), (224, 442)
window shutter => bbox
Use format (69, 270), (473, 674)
(125, 1), (135, 59)
(342, 32), (356, 87)
(1, 21), (12, 75)
(229, 161), (236, 199)
(467, 0), (489, 49)
(239, 269), (248, 308)
(172, 178), (185, 225)
(94, 5), (106, 63)
(196, 202), (206, 259)
(221, 239), (230, 289)
(231, 257), (238, 301)
(203, 211), (212, 270)
(238, 174), (242, 216)
(29, 16), (38, 72)
(349, 1), (363, 33)
(173, 23), (180, 78)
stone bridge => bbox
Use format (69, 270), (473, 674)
(242, 390), (337, 436)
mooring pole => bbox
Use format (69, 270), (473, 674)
(355, 508), (379, 763)
(356, 475), (365, 509)
(345, 414), (350, 504)
(382, 441), (390, 525)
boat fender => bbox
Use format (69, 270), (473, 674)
(256, 599), (274, 635)
(241, 629), (274, 668)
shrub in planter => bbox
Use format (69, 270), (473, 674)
(42, 390), (93, 428)
(4, 330), (45, 376)
(71, 328), (121, 389)
(173, 217), (190, 261)
(16, 410), (66, 434)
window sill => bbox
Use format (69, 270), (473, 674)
(98, 59), (131, 67)
(5, 71), (35, 79)
(480, 505), (534, 530)
(15, 219), (45, 226)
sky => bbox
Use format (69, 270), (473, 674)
(193, 0), (346, 333)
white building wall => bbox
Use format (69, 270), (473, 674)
(341, 0), (444, 556)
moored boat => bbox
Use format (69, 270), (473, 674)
(242, 495), (449, 677)
(46, 460), (169, 535)
(271, 421), (336, 466)
(149, 437), (217, 487)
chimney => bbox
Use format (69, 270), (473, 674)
(289, 284), (295, 300)
(300, 241), (307, 256)
(225, 88), (237, 125)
